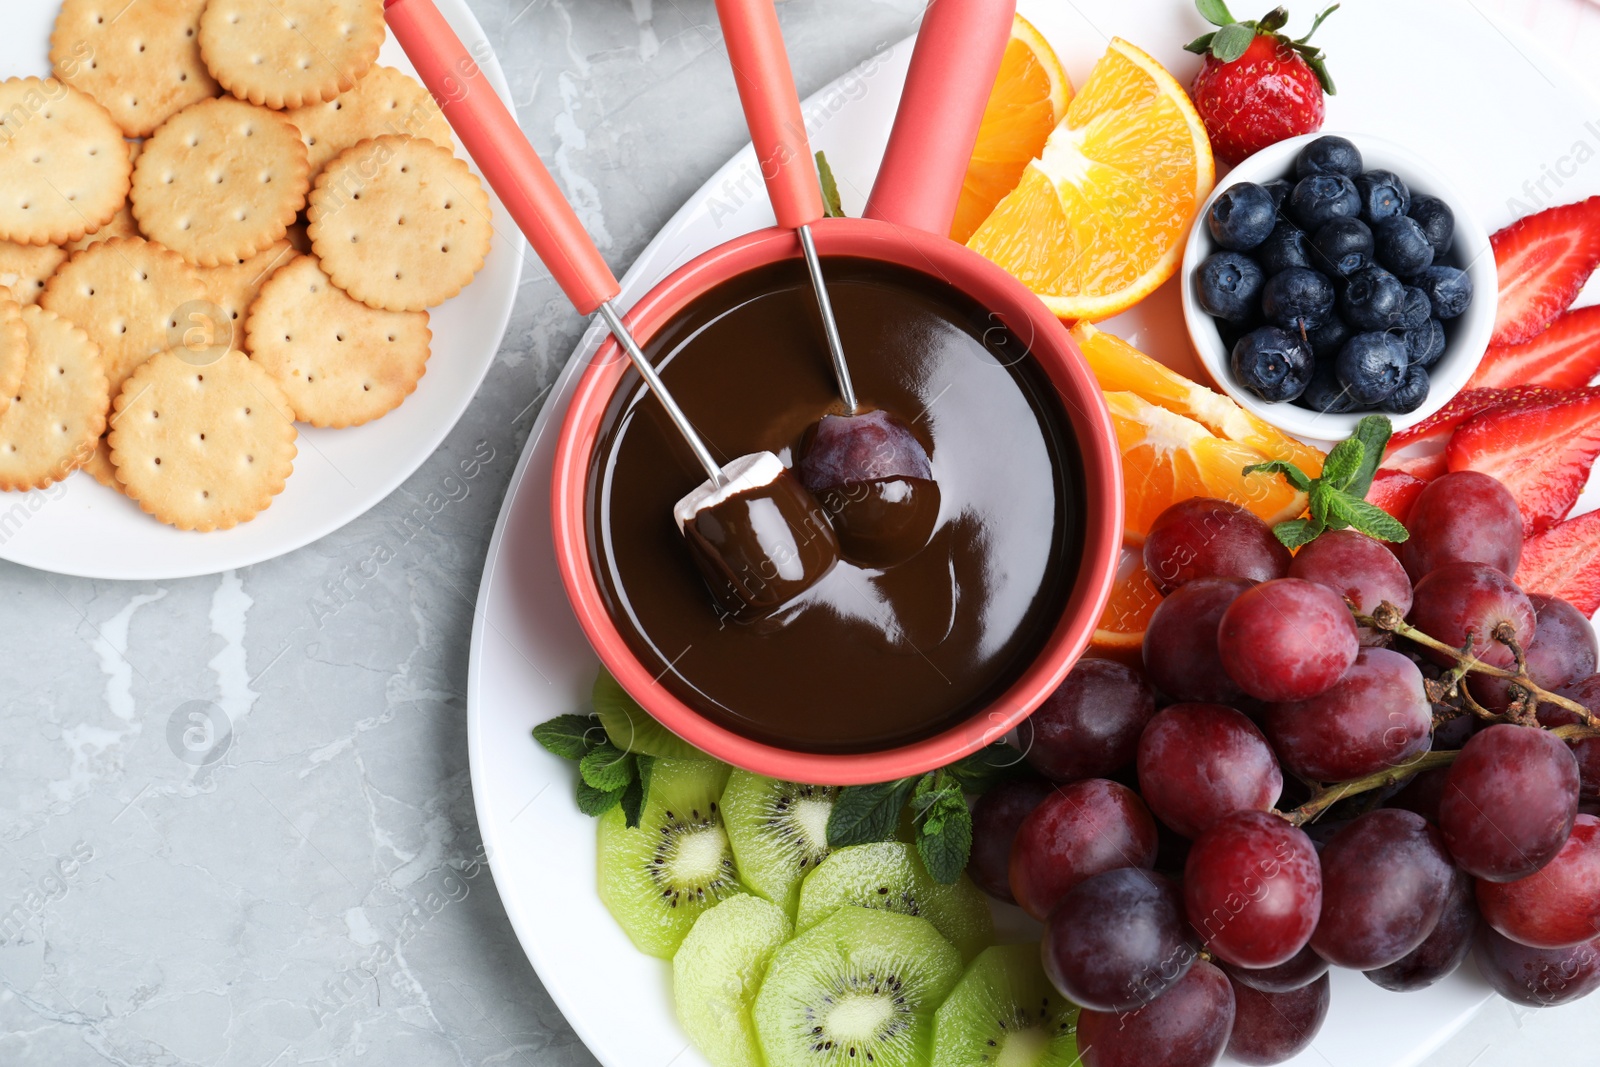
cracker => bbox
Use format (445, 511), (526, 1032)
(308, 135), (492, 312)
(0, 294), (25, 419)
(200, 239), (297, 327)
(41, 236), (208, 397)
(199, 0), (384, 111)
(109, 347), (297, 531)
(0, 305), (110, 492)
(51, 0), (221, 139)
(131, 97), (309, 267)
(0, 242), (70, 305)
(245, 254), (431, 427)
(65, 140), (142, 252)
(286, 65), (455, 176)
(0, 78), (131, 246)
(81, 435), (120, 490)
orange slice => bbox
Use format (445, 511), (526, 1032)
(1106, 390), (1308, 546)
(1072, 321), (1325, 477)
(1090, 549), (1163, 662)
(968, 38), (1215, 322)
(950, 14), (1072, 245)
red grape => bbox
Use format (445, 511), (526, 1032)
(1439, 723), (1579, 881)
(1217, 578), (1360, 702)
(1077, 960), (1234, 1067)
(1311, 808), (1455, 969)
(967, 777), (1054, 904)
(1288, 528), (1414, 643)
(1184, 810), (1322, 969)
(1477, 814), (1600, 948)
(1022, 659), (1155, 782)
(1387, 766), (1451, 824)
(1555, 674), (1600, 799)
(1225, 972), (1330, 1066)
(1042, 867), (1195, 1011)
(1408, 561), (1534, 670)
(1400, 470), (1523, 581)
(1143, 497), (1290, 594)
(1365, 867), (1477, 991)
(1470, 594), (1598, 711)
(1137, 703), (1282, 838)
(1475, 927), (1600, 1007)
(1262, 647), (1432, 781)
(1143, 577), (1253, 703)
(1009, 779), (1158, 920)
(1224, 943), (1329, 993)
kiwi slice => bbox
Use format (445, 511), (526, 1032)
(931, 943), (1080, 1067)
(754, 905), (962, 1067)
(673, 895), (793, 1067)
(597, 757), (741, 958)
(592, 668), (703, 760)
(723, 771), (842, 915)
(796, 841), (995, 962)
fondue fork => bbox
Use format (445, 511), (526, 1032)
(713, 0), (859, 414)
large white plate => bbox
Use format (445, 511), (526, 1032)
(0, 0), (521, 580)
(467, 2), (1600, 1065)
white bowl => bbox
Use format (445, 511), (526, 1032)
(1180, 132), (1498, 443)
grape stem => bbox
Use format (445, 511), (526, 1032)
(1355, 601), (1598, 728)
(1280, 723), (1600, 826)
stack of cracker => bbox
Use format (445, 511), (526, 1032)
(0, 0), (492, 532)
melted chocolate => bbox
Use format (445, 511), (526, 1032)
(587, 258), (1084, 754)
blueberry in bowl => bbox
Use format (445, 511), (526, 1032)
(1181, 132), (1497, 439)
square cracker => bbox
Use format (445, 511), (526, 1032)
(51, 0), (221, 138)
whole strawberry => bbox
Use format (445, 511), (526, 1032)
(1187, 2), (1338, 166)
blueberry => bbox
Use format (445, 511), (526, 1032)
(1409, 195), (1455, 258)
(1257, 220), (1312, 275)
(1208, 183), (1278, 251)
(1298, 359), (1359, 413)
(1262, 267), (1335, 334)
(1354, 170), (1411, 223)
(1307, 317), (1350, 359)
(1311, 217), (1374, 276)
(1403, 318), (1447, 368)
(1373, 216), (1435, 277)
(1261, 178), (1294, 211)
(1290, 175), (1361, 230)
(1340, 267), (1407, 331)
(1336, 331), (1409, 405)
(1398, 286), (1433, 330)
(1385, 365), (1430, 415)
(1414, 265), (1473, 319)
(1231, 326), (1315, 402)
(1295, 136), (1364, 179)
(1196, 252), (1265, 322)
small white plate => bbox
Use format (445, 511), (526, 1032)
(469, 2), (1600, 1066)
(0, 0), (521, 580)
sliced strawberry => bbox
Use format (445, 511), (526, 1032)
(1491, 196), (1600, 346)
(1518, 509), (1600, 616)
(1468, 305), (1600, 390)
(1447, 388), (1600, 536)
(1385, 387), (1560, 455)
(1367, 468), (1427, 525)
(1382, 451), (1448, 481)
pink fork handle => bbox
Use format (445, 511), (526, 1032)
(864, 0), (1016, 236)
(713, 0), (824, 230)
(384, 0), (620, 315)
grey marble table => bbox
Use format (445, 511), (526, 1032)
(1, 1), (1595, 1064)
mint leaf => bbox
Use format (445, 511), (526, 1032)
(828, 778), (916, 847)
(579, 743), (635, 792)
(533, 714), (602, 761)
(1243, 459), (1313, 493)
(1273, 517), (1323, 550)
(1346, 415), (1393, 497)
(816, 152), (845, 219)
(1209, 22), (1256, 62)
(917, 789), (973, 885)
(1310, 483), (1336, 529)
(636, 753), (655, 805)
(946, 743), (1029, 793)
(1319, 438), (1364, 491)
(619, 773), (646, 828)
(577, 780), (624, 817)
(1195, 0), (1236, 27)
(910, 772), (943, 816)
(1324, 493), (1410, 543)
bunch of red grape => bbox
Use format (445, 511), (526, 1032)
(970, 475), (1600, 1067)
